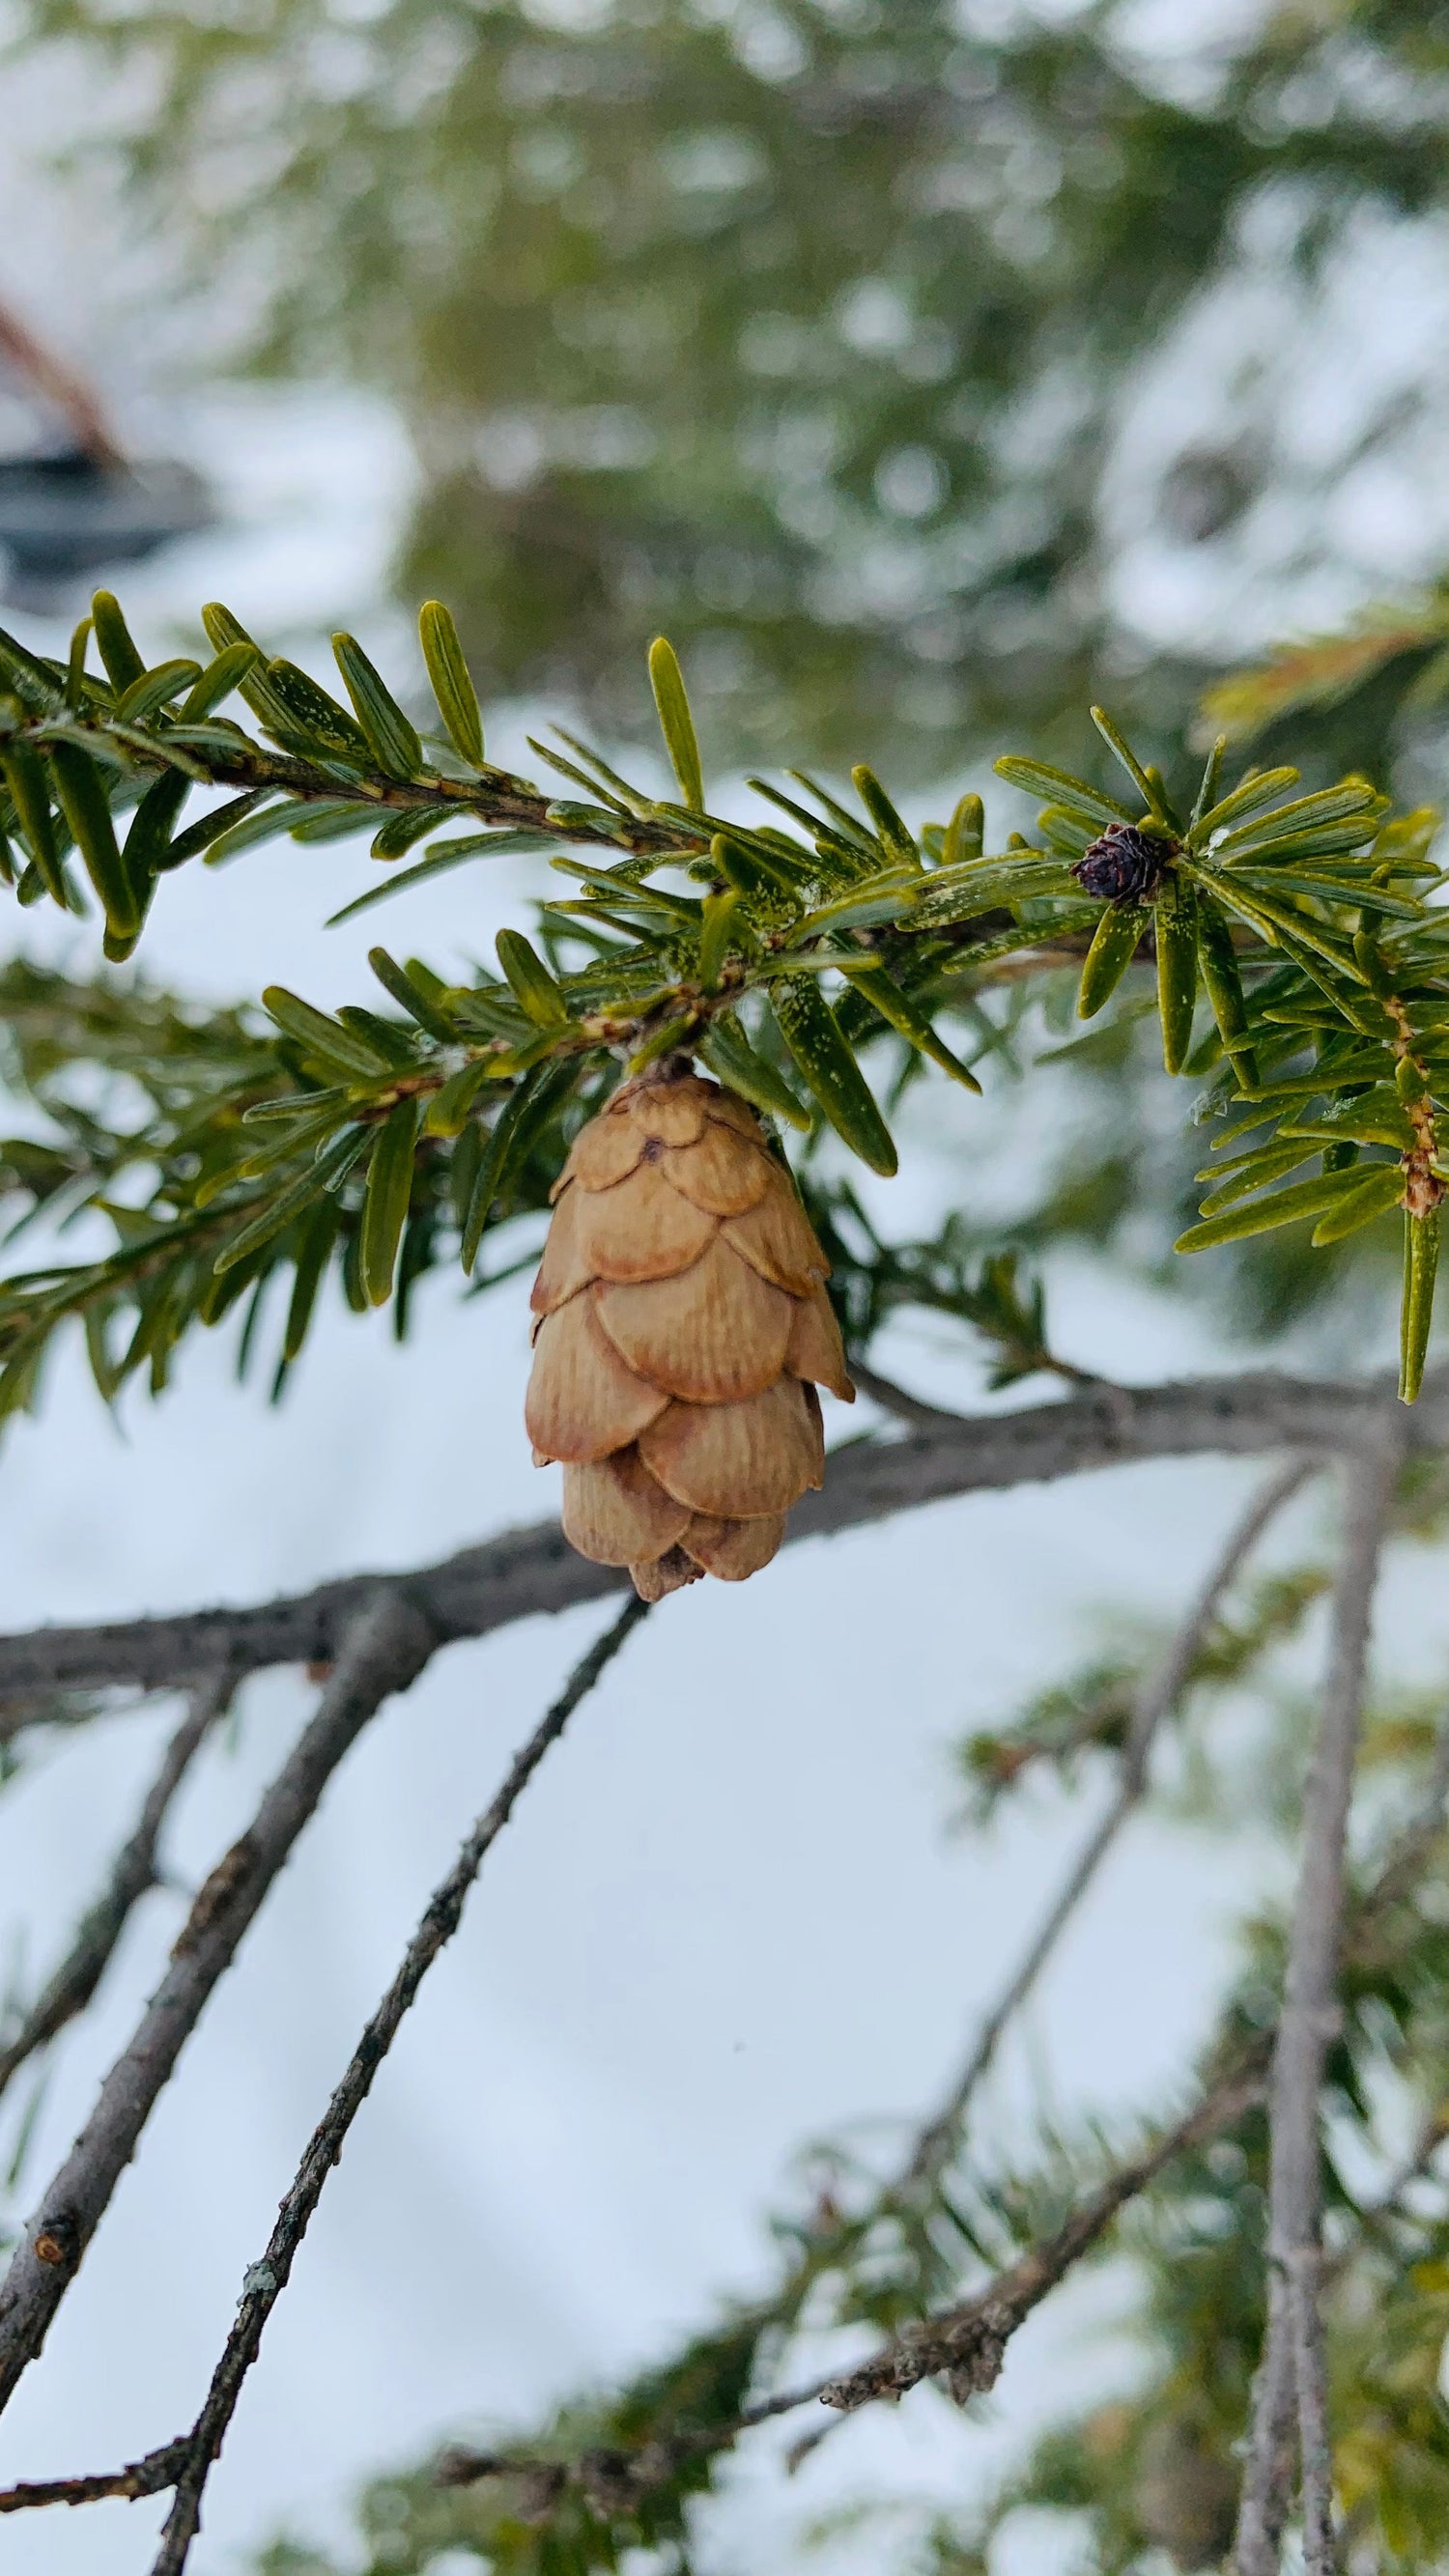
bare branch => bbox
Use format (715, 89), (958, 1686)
(0, 1370), (1431, 1710)
(849, 1362), (968, 1431)
(0, 1589), (438, 2420)
(897, 1458), (1316, 2195)
(148, 1595), (650, 2575)
(0, 1599), (648, 2544)
(818, 2064), (1269, 2413)
(0, 2441), (186, 2515)
(1238, 2308), (1299, 2570)
(1235, 1426), (1404, 2576)
(0, 1674), (231, 2108)
(4, 1634), (1264, 2543)
(1287, 2246), (1336, 2571)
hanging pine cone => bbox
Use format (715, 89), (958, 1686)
(526, 1069), (854, 1600)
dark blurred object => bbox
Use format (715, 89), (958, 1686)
(0, 299), (212, 609)
(0, 451), (213, 604)
(1159, 447), (1262, 546)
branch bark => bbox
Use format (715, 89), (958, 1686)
(1287, 2246), (1335, 2571)
(0, 1674), (231, 2107)
(1234, 1426), (1403, 2576)
(0, 1589), (438, 2419)
(148, 1595), (650, 2575)
(0, 2440), (186, 2515)
(0, 1370), (1431, 1711)
(849, 1362), (972, 1430)
(818, 2063), (1271, 2414)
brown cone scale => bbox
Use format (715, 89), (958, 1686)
(526, 1070), (854, 1598)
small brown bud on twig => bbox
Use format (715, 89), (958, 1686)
(32, 2213), (78, 2270)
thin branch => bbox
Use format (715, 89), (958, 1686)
(816, 2063), (1269, 2413)
(1235, 1425), (1404, 2576)
(0, 297), (125, 467)
(149, 1595), (650, 2575)
(7, 2048), (1249, 2539)
(0, 2440), (186, 2515)
(1287, 2246), (1336, 2571)
(897, 1458), (1315, 2195)
(0, 1673), (231, 2108)
(850, 1362), (967, 1431)
(0, 1599), (649, 2541)
(0, 1370), (1433, 1711)
(0, 1588), (438, 2420)
(9, 713), (687, 861)
(435, 2055), (1270, 2515)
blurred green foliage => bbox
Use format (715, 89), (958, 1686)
(0, 590), (1442, 1414)
(22, 0), (1449, 1365)
(20, 0), (1449, 775)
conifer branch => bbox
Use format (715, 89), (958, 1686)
(1288, 2245), (1336, 2573)
(420, 1725), (1449, 2522)
(0, 2440), (188, 2515)
(0, 1600), (646, 2547)
(0, 1590), (438, 2417)
(0, 603), (1444, 1421)
(149, 1594), (649, 2575)
(0, 1373), (1431, 1712)
(817, 2064), (1272, 2414)
(1234, 1424), (1405, 2574)
(426, 2058), (1269, 2514)
(0, 1673), (231, 2107)
(0, 706), (683, 859)
(897, 1455), (1315, 2196)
